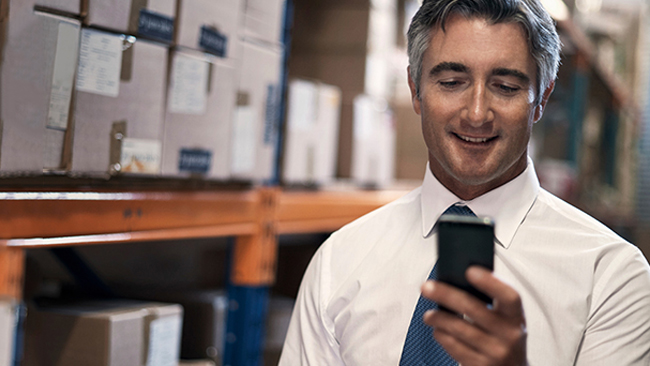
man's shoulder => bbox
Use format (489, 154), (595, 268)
(531, 188), (629, 244)
(334, 187), (422, 237)
(318, 187), (422, 260)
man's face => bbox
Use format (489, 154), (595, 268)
(408, 15), (552, 200)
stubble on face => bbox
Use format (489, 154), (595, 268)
(409, 15), (549, 200)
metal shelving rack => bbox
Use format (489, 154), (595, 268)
(0, 185), (406, 365)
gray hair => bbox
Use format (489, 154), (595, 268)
(407, 0), (561, 105)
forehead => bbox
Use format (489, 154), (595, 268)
(425, 15), (535, 77)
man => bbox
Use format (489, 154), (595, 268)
(279, 0), (650, 365)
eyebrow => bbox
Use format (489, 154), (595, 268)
(429, 62), (469, 76)
(492, 68), (531, 84)
(429, 63), (532, 85)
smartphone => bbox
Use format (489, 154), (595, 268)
(437, 214), (495, 309)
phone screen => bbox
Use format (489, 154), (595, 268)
(437, 214), (495, 306)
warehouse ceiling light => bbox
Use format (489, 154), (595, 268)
(541, 0), (570, 21)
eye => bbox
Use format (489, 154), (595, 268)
(496, 83), (520, 94)
(438, 80), (463, 89)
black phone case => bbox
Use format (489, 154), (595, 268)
(437, 214), (495, 307)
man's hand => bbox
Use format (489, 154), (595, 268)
(422, 266), (527, 366)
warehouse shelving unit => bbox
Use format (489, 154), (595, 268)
(0, 184), (407, 364)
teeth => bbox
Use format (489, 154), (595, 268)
(458, 135), (489, 143)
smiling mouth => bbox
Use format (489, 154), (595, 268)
(453, 133), (498, 144)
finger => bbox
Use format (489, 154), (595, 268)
(425, 308), (509, 360)
(433, 327), (492, 366)
(467, 266), (524, 319)
(421, 280), (493, 323)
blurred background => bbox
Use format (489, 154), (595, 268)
(1, 0), (649, 365)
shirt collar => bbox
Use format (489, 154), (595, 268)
(421, 157), (540, 249)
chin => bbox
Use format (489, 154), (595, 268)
(451, 169), (504, 187)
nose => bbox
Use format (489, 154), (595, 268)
(461, 84), (494, 126)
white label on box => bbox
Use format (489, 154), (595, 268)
(354, 95), (375, 140)
(120, 138), (162, 174)
(231, 106), (258, 174)
(76, 29), (123, 97)
(288, 81), (317, 130)
(168, 54), (209, 115)
(47, 21), (80, 130)
(0, 300), (16, 366)
(146, 316), (182, 366)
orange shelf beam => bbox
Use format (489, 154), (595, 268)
(276, 189), (408, 234)
(0, 190), (259, 243)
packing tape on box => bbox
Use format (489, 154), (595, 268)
(110, 120), (127, 174)
(206, 62), (213, 93)
(121, 37), (135, 82)
(129, 0), (149, 34)
(237, 91), (250, 106)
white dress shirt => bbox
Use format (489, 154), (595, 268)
(279, 160), (650, 366)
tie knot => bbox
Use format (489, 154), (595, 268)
(442, 203), (476, 217)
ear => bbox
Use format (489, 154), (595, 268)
(533, 80), (555, 122)
(407, 66), (421, 115)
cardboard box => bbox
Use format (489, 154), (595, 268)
(23, 300), (183, 366)
(161, 49), (236, 180)
(351, 94), (395, 187)
(288, 0), (397, 178)
(393, 102), (428, 180)
(119, 289), (228, 364)
(84, 0), (176, 42)
(35, 0), (81, 14)
(230, 41), (283, 182)
(71, 31), (168, 176)
(0, 299), (16, 366)
(291, 6), (369, 51)
(283, 79), (341, 185)
(241, 0), (285, 45)
(175, 0), (243, 59)
(265, 296), (293, 351)
(0, 2), (81, 173)
(178, 361), (216, 366)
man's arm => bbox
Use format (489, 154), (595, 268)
(422, 266), (527, 366)
(573, 248), (650, 365)
(278, 248), (345, 366)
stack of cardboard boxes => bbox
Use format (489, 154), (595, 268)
(0, 298), (18, 366)
(23, 300), (183, 366)
(289, 0), (397, 187)
(1, 0), (287, 365)
(282, 79), (341, 186)
(0, 0), (286, 182)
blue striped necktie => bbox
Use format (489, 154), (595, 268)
(399, 203), (476, 365)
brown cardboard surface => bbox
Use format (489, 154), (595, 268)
(231, 41), (283, 181)
(0, 2), (80, 172)
(393, 102), (428, 180)
(119, 289), (226, 363)
(175, 0), (243, 60)
(337, 101), (354, 178)
(34, 0), (81, 14)
(291, 6), (369, 51)
(161, 49), (237, 180)
(288, 49), (366, 105)
(24, 300), (183, 366)
(23, 303), (143, 366)
(241, 0), (285, 45)
(85, 0), (175, 34)
(71, 38), (167, 175)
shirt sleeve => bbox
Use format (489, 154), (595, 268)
(278, 243), (345, 366)
(575, 246), (650, 365)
